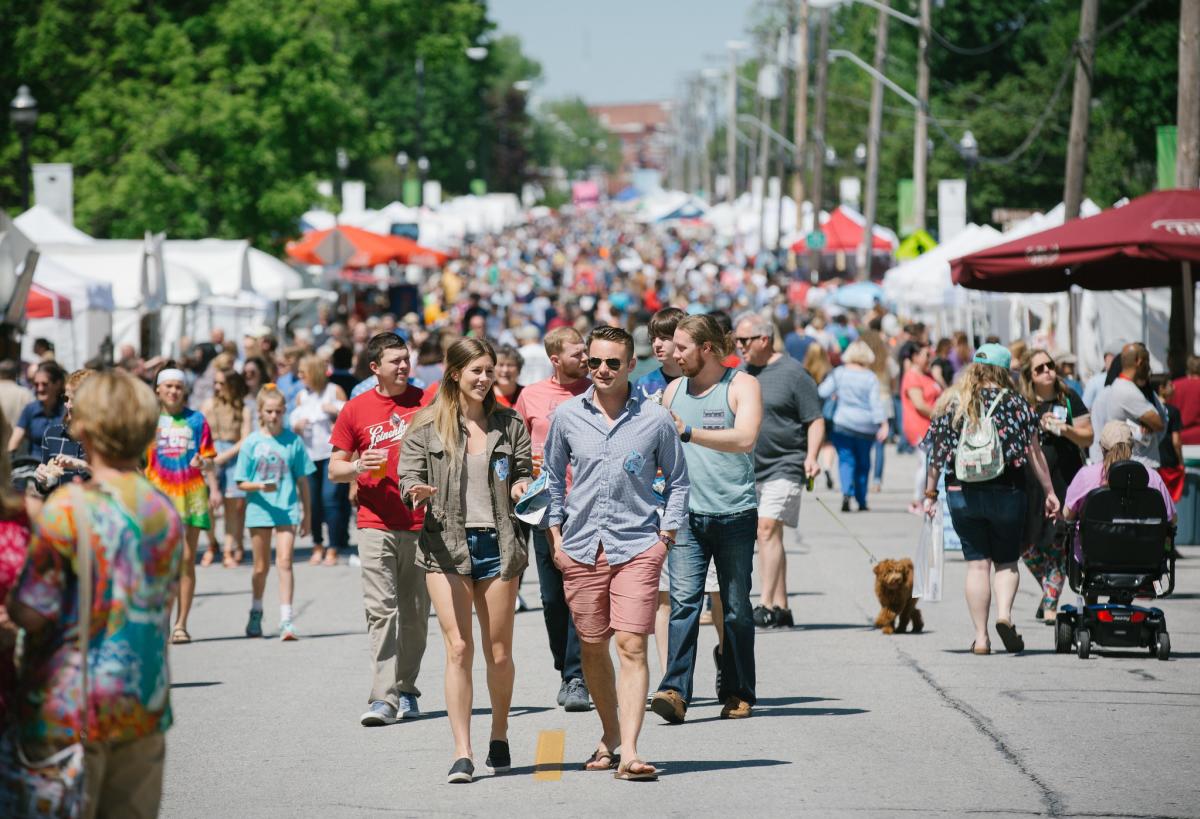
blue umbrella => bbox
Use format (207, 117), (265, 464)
(830, 281), (887, 310)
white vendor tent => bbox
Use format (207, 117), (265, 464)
(25, 255), (115, 370)
(14, 205), (95, 245)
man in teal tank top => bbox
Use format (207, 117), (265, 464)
(650, 314), (763, 723)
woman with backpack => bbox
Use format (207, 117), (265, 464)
(921, 344), (1059, 655)
(1017, 349), (1093, 625)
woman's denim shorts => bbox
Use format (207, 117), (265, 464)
(466, 528), (502, 581)
(946, 483), (1026, 564)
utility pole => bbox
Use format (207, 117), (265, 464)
(1178, 0), (1200, 188)
(808, 8), (830, 273)
(856, 1), (890, 280)
(1172, 0), (1200, 374)
(757, 91), (773, 256)
(775, 17), (794, 254)
(727, 42), (741, 200)
(913, 0), (931, 232)
(1063, 0), (1099, 220)
(793, 0), (810, 232)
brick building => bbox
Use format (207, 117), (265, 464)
(589, 101), (672, 188)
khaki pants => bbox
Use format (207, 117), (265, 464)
(358, 528), (431, 706)
(83, 733), (165, 819)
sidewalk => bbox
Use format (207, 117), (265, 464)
(162, 449), (1199, 818)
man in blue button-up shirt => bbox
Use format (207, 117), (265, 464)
(544, 326), (688, 781)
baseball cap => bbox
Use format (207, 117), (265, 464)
(973, 343), (1012, 370)
(1099, 419), (1134, 450)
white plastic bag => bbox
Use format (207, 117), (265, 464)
(913, 505), (945, 602)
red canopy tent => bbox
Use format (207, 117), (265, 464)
(950, 189), (1200, 292)
(286, 225), (451, 269)
(790, 206), (896, 253)
(26, 283), (73, 319)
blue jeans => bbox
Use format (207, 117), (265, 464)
(894, 396), (914, 453)
(310, 458), (350, 553)
(831, 428), (874, 506)
(658, 509), (757, 706)
(531, 529), (583, 682)
(872, 437), (885, 483)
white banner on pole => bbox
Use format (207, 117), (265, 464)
(938, 179), (967, 242)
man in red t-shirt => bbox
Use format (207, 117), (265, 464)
(330, 333), (433, 726)
(513, 326), (592, 712)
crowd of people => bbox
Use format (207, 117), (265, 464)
(0, 206), (1191, 808)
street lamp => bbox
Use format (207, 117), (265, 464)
(960, 130), (979, 222)
(854, 142), (867, 167)
(825, 146), (838, 167)
(465, 46), (489, 62)
(9, 84), (38, 211)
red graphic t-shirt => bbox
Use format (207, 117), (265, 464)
(330, 384), (432, 531)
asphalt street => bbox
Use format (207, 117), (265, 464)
(162, 451), (1200, 818)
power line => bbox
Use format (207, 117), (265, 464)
(929, 0), (1045, 57)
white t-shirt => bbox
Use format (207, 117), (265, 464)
(290, 383), (343, 462)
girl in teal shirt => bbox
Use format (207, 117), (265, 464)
(234, 385), (314, 641)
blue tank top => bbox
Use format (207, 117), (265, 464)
(669, 368), (757, 515)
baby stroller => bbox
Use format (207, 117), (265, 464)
(1056, 460), (1176, 660)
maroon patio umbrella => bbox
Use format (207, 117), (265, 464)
(950, 189), (1200, 293)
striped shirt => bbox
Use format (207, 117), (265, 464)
(544, 385), (689, 566)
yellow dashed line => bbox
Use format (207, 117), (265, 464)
(533, 729), (566, 781)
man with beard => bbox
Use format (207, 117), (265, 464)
(651, 314), (763, 723)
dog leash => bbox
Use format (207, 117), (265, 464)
(812, 494), (881, 565)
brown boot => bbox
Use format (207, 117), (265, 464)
(720, 696), (752, 719)
(649, 689), (686, 724)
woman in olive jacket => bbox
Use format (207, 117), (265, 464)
(398, 337), (532, 784)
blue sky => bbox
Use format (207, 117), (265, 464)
(489, 0), (760, 104)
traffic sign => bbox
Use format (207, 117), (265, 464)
(806, 230), (827, 250)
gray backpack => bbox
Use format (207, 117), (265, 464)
(954, 390), (1008, 483)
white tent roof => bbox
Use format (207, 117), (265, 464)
(30, 255), (114, 312)
(14, 205), (94, 245)
(38, 240), (207, 309)
(164, 239), (251, 297)
(882, 223), (1003, 307)
(248, 249), (302, 300)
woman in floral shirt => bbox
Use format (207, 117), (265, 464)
(921, 345), (1058, 656)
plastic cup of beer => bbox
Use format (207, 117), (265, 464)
(370, 450), (388, 479)
(532, 452), (543, 479)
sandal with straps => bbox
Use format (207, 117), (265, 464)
(583, 749), (620, 771)
(614, 758), (660, 781)
(171, 626), (192, 645)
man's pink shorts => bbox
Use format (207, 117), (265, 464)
(556, 542), (666, 642)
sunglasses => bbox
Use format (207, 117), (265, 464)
(587, 357), (624, 371)
(1033, 361), (1056, 375)
(735, 335), (766, 347)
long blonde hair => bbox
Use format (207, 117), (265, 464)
(950, 362), (1017, 428)
(410, 337), (498, 458)
(1102, 439), (1133, 479)
(803, 343), (832, 384)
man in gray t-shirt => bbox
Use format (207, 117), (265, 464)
(735, 313), (824, 629)
(1088, 343), (1166, 466)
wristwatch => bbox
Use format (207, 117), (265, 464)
(680, 424), (693, 443)
(657, 531), (677, 549)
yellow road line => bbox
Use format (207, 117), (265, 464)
(533, 729), (566, 781)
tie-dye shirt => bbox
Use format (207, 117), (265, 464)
(12, 474), (182, 757)
(145, 408), (216, 529)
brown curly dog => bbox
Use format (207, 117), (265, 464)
(873, 558), (924, 635)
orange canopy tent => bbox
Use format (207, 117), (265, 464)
(26, 283), (73, 319)
(286, 225), (451, 269)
